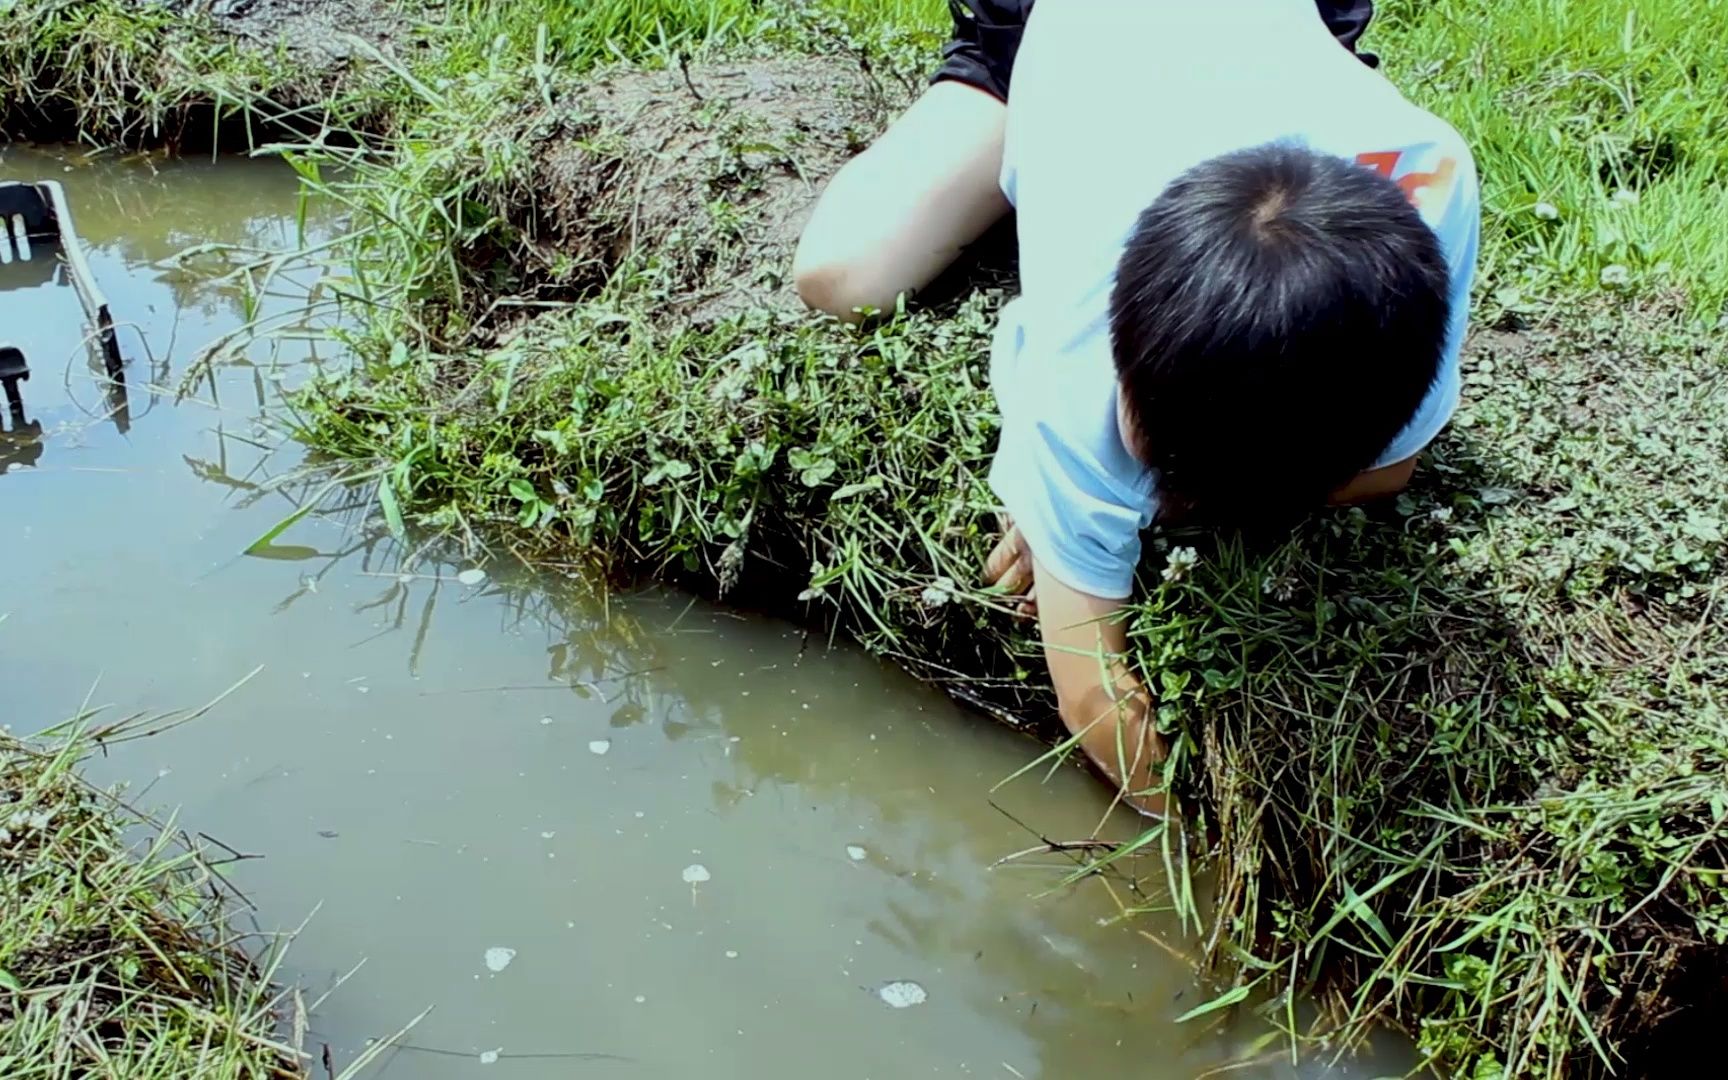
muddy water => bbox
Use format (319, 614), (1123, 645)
(0, 147), (1407, 1078)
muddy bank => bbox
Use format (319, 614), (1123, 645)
(512, 57), (894, 318)
(470, 53), (1019, 324)
(0, 0), (411, 146)
(159, 0), (409, 64)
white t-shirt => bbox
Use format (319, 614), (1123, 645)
(988, 0), (1481, 600)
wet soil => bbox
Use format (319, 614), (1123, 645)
(508, 55), (899, 319)
(147, 0), (410, 64)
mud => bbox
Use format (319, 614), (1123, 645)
(147, 0), (409, 64)
(508, 55), (904, 319)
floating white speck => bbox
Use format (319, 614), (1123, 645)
(846, 845), (868, 862)
(541, 831), (556, 839)
(725, 950), (739, 959)
(456, 568), (487, 586)
(876, 980), (928, 1008)
(539, 716), (553, 726)
(634, 995), (647, 1004)
(479, 1049), (500, 1065)
(588, 739), (612, 756)
(682, 864), (711, 884)
(484, 947), (516, 973)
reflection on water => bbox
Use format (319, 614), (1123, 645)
(0, 146), (1410, 1078)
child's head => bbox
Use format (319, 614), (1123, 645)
(1110, 143), (1452, 523)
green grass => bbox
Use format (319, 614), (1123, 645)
(7, 0), (1728, 1077)
(0, 0), (402, 146)
(1373, 0), (1728, 310)
(0, 702), (388, 1078)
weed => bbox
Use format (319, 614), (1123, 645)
(0, 697), (394, 1078)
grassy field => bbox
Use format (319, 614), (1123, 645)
(5, 0), (1728, 1076)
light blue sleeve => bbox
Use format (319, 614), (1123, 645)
(986, 307), (1156, 601)
(989, 418), (1152, 601)
(1375, 152), (1481, 467)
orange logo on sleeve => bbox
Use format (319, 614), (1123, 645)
(1356, 150), (1458, 211)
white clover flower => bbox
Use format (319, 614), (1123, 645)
(920, 576), (956, 608)
(1600, 264), (1631, 288)
(1610, 188), (1640, 208)
(1261, 575), (1297, 602)
(1532, 201), (1560, 221)
(1162, 546), (1199, 584)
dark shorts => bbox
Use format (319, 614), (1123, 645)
(933, 0), (1380, 103)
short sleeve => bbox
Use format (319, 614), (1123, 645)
(987, 304), (1157, 601)
(1375, 141), (1481, 468)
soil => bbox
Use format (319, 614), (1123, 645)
(508, 55), (907, 320)
(147, 0), (410, 65)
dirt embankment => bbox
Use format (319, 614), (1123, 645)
(2, 0), (414, 146)
(154, 0), (409, 63)
(504, 57), (898, 320)
(436, 51), (1017, 332)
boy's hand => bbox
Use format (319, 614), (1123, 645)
(1068, 667), (1168, 820)
(983, 514), (1038, 617)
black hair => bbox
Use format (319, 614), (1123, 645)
(1109, 142), (1453, 525)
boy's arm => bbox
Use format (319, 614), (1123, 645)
(1031, 558), (1168, 816)
(983, 523), (1167, 814)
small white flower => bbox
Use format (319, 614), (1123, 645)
(1610, 188), (1640, 208)
(1532, 201), (1560, 221)
(919, 576), (955, 608)
(1600, 264), (1631, 288)
(1260, 575), (1297, 602)
(1162, 546), (1199, 584)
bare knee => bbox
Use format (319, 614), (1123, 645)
(792, 253), (892, 323)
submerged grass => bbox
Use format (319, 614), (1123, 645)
(8, 0), (1728, 1076)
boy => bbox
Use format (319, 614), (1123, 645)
(793, 1), (1479, 815)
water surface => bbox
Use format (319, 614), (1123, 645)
(0, 146), (1407, 1079)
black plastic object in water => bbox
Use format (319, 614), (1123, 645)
(0, 344), (25, 411)
(0, 179), (125, 381)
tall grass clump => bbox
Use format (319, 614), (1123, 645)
(1, 710), (324, 1077)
